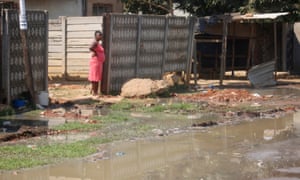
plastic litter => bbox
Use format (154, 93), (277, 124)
(115, 152), (125, 156)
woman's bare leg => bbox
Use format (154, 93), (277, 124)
(94, 82), (99, 95)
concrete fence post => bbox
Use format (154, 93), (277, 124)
(61, 16), (67, 78)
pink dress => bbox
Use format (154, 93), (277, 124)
(88, 42), (105, 82)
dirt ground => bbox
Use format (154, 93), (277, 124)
(2, 78), (300, 143)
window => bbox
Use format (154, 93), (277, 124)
(92, 3), (112, 16)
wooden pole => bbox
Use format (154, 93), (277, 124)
(220, 17), (229, 86)
(274, 22), (278, 79)
(19, 0), (36, 105)
(231, 22), (236, 77)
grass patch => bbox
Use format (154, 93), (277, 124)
(0, 105), (15, 116)
(0, 137), (111, 170)
(110, 100), (135, 111)
(138, 102), (198, 113)
(97, 111), (132, 123)
(22, 110), (43, 116)
(53, 121), (102, 131)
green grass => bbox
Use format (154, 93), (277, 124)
(53, 121), (102, 131)
(0, 106), (15, 116)
(110, 100), (135, 111)
(0, 137), (111, 170)
(110, 100), (199, 113)
(22, 110), (43, 116)
(97, 111), (132, 123)
(138, 102), (198, 113)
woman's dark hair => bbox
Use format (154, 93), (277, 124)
(95, 30), (102, 37)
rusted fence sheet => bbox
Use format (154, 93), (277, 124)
(102, 14), (196, 93)
(1, 10), (48, 104)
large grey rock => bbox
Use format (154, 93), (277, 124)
(120, 78), (169, 98)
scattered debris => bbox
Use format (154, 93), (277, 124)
(115, 152), (125, 157)
(177, 89), (269, 104)
(192, 121), (218, 127)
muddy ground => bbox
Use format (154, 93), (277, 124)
(2, 78), (300, 143)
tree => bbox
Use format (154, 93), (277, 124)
(175, 0), (248, 16)
(122, 0), (299, 20)
(251, 0), (299, 21)
(121, 0), (174, 15)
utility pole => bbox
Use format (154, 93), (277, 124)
(19, 0), (36, 105)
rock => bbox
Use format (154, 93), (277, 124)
(163, 72), (183, 86)
(52, 108), (66, 115)
(120, 78), (169, 98)
(152, 128), (164, 136)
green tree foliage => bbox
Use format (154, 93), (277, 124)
(175, 0), (248, 16)
(121, 0), (299, 20)
(251, 0), (299, 21)
(121, 0), (173, 15)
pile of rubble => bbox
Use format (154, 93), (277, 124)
(177, 89), (270, 104)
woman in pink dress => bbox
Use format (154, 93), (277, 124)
(89, 31), (105, 96)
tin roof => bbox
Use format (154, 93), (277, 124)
(232, 12), (289, 21)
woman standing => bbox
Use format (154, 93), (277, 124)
(89, 31), (105, 96)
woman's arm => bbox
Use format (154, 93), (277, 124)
(89, 41), (98, 56)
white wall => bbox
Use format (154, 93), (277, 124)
(26, 0), (83, 18)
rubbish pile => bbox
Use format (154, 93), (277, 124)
(177, 89), (269, 104)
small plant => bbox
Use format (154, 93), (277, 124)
(0, 105), (15, 116)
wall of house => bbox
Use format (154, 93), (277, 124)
(26, 0), (83, 18)
(86, 0), (123, 16)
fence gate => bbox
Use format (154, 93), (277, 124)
(102, 14), (196, 93)
(1, 10), (48, 104)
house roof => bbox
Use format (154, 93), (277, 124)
(199, 12), (290, 23)
(232, 12), (289, 21)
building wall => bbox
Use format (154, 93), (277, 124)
(86, 0), (123, 16)
(0, 0), (123, 18)
(26, 0), (83, 18)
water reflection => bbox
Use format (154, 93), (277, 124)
(1, 112), (300, 180)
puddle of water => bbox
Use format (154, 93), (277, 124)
(1, 112), (300, 180)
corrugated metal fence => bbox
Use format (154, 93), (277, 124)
(48, 14), (195, 93)
(48, 16), (103, 77)
(1, 10), (48, 104)
(102, 14), (196, 93)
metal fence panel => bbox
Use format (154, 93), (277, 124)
(105, 14), (139, 92)
(102, 14), (196, 93)
(1, 10), (48, 104)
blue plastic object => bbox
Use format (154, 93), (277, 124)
(12, 99), (26, 109)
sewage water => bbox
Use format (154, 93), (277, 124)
(1, 112), (300, 180)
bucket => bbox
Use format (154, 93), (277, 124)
(38, 91), (49, 106)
